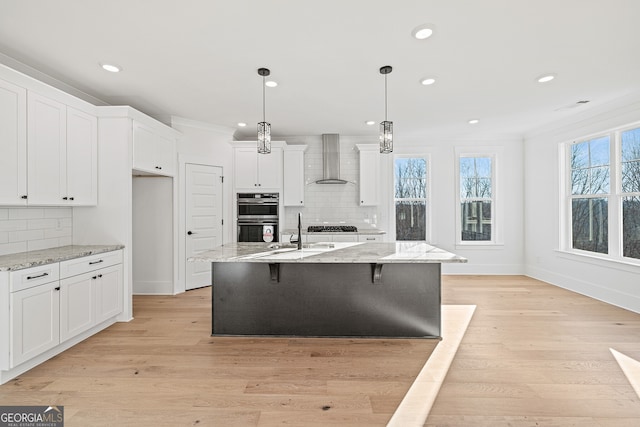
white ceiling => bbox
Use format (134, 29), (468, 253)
(1, 0), (640, 142)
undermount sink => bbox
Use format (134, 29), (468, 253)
(267, 243), (336, 250)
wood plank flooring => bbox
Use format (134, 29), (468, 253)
(2, 275), (640, 426)
(0, 286), (438, 426)
(428, 275), (640, 426)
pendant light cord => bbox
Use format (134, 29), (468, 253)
(262, 75), (266, 122)
(384, 74), (388, 121)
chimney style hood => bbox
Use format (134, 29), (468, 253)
(316, 134), (348, 184)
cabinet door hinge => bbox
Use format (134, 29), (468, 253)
(220, 176), (224, 183)
(221, 219), (224, 225)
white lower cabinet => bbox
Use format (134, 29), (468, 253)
(11, 281), (60, 367)
(2, 250), (123, 378)
(59, 272), (95, 342)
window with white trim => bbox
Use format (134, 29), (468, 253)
(621, 127), (640, 259)
(458, 155), (494, 242)
(564, 125), (640, 261)
(394, 156), (429, 241)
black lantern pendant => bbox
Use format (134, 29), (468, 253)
(257, 67), (271, 154)
(379, 65), (393, 154)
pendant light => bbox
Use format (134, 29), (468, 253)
(257, 67), (271, 154)
(379, 65), (393, 154)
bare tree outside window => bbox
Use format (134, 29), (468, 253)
(460, 157), (492, 241)
(395, 157), (427, 240)
(621, 128), (640, 259)
(570, 136), (610, 254)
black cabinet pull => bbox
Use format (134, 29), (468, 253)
(92, 276), (97, 280)
(187, 231), (194, 235)
(69, 197), (74, 201)
(62, 196), (68, 200)
(27, 272), (49, 280)
(20, 195), (27, 199)
(98, 274), (103, 278)
(54, 286), (60, 291)
(89, 260), (103, 265)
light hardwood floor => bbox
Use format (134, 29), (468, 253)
(429, 275), (640, 426)
(2, 275), (640, 426)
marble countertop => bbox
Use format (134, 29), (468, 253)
(189, 241), (466, 264)
(0, 245), (125, 271)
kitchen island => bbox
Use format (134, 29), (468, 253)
(190, 241), (466, 338)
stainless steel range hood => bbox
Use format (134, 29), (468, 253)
(316, 134), (348, 184)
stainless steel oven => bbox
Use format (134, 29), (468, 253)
(237, 193), (279, 242)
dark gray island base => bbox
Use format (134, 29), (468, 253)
(189, 242), (467, 339)
(212, 261), (441, 338)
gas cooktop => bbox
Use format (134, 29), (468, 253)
(307, 225), (358, 233)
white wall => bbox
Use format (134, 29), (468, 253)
(132, 176), (173, 294)
(171, 117), (235, 293)
(524, 94), (640, 313)
(388, 136), (525, 275)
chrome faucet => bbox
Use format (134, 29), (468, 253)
(290, 212), (303, 250)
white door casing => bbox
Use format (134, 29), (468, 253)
(186, 164), (223, 290)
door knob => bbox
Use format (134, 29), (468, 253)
(187, 231), (195, 235)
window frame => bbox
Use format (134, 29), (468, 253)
(392, 154), (431, 242)
(560, 122), (640, 265)
(455, 147), (503, 246)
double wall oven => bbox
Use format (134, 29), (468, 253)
(237, 193), (279, 242)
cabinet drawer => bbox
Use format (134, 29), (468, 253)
(10, 264), (60, 293)
(59, 250), (123, 279)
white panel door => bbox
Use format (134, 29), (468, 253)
(66, 106), (97, 205)
(186, 164), (223, 290)
(0, 79), (27, 205)
(27, 92), (67, 205)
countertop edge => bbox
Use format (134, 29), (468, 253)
(0, 245), (125, 272)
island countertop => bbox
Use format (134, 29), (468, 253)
(189, 241), (467, 264)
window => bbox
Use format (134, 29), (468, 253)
(459, 156), (494, 242)
(394, 157), (428, 240)
(569, 136), (610, 254)
(564, 125), (640, 262)
(621, 127), (640, 259)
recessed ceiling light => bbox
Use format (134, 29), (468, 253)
(468, 119), (479, 124)
(100, 63), (120, 73)
(237, 122), (247, 127)
(420, 77), (436, 85)
(265, 80), (278, 87)
(365, 120), (376, 126)
(412, 24), (435, 40)
(537, 73), (556, 83)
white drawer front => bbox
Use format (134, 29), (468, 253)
(59, 250), (123, 279)
(10, 263), (60, 293)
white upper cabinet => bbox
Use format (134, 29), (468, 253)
(356, 144), (380, 206)
(26, 92), (97, 206)
(133, 122), (176, 176)
(283, 145), (307, 206)
(27, 92), (67, 205)
(233, 143), (284, 191)
(65, 107), (98, 205)
(0, 79), (27, 205)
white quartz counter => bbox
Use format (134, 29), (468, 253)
(0, 245), (125, 271)
(190, 241), (466, 264)
(281, 228), (386, 236)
